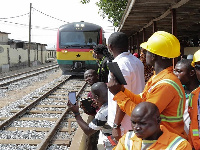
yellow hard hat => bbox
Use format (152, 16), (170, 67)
(140, 31), (180, 58)
(191, 49), (200, 67)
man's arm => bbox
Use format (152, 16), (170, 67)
(113, 89), (142, 116)
(112, 89), (142, 140)
(112, 133), (126, 150)
(108, 71), (142, 140)
(74, 114), (97, 136)
(67, 101), (96, 136)
(108, 73), (142, 116)
(112, 106), (125, 141)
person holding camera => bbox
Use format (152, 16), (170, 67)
(68, 82), (114, 150)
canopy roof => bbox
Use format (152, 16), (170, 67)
(118, 0), (200, 44)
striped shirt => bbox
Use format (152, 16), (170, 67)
(89, 102), (112, 136)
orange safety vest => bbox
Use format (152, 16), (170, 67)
(113, 67), (186, 138)
(125, 131), (186, 150)
(113, 125), (192, 150)
(188, 87), (200, 150)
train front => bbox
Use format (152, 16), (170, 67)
(56, 22), (103, 75)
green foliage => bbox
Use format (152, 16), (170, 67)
(80, 0), (128, 27)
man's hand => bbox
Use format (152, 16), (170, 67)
(107, 72), (125, 95)
(112, 128), (121, 141)
(67, 100), (79, 113)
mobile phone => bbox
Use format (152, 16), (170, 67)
(68, 91), (76, 105)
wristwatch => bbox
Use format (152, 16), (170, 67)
(113, 123), (121, 129)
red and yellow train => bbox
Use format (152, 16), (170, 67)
(56, 21), (105, 75)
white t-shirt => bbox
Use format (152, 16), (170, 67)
(107, 51), (145, 133)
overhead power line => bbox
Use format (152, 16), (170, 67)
(32, 7), (68, 23)
(0, 20), (28, 27)
(0, 6), (67, 32)
(0, 13), (30, 19)
(0, 20), (58, 31)
(0, 5), (67, 34)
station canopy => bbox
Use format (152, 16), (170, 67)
(118, 0), (200, 45)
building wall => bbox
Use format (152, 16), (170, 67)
(38, 50), (47, 64)
(184, 47), (200, 55)
(9, 48), (21, 64)
(0, 33), (9, 45)
(0, 44), (48, 68)
(0, 45), (8, 66)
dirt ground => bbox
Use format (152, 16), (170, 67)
(0, 65), (62, 108)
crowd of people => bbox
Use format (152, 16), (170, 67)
(68, 31), (200, 150)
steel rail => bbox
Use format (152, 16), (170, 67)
(0, 65), (59, 87)
(0, 75), (71, 130)
(36, 81), (87, 150)
(0, 64), (58, 82)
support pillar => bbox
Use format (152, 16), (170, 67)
(128, 37), (131, 51)
(137, 32), (140, 53)
(153, 21), (157, 33)
(132, 35), (135, 52)
(171, 9), (178, 68)
(143, 28), (146, 42)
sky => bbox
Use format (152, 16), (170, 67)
(0, 0), (115, 49)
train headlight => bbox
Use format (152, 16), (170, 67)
(62, 50), (68, 53)
(89, 50), (93, 53)
(75, 23), (84, 28)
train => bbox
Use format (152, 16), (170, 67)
(56, 21), (106, 75)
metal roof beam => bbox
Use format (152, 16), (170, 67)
(138, 0), (191, 32)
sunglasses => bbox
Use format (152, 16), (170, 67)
(194, 64), (200, 70)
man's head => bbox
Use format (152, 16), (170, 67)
(84, 69), (99, 86)
(174, 59), (195, 85)
(131, 102), (161, 140)
(91, 82), (108, 107)
(93, 44), (107, 59)
(107, 32), (128, 57)
(191, 49), (200, 81)
(88, 38), (92, 43)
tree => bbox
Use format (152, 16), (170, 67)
(81, 0), (128, 27)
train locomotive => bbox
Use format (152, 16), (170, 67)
(56, 21), (105, 75)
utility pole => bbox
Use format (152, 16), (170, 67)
(28, 3), (32, 67)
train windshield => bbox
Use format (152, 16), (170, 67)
(60, 31), (99, 48)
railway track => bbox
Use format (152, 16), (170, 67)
(0, 64), (59, 87)
(0, 75), (90, 150)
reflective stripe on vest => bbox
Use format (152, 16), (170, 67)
(150, 79), (184, 122)
(125, 131), (135, 150)
(192, 129), (199, 136)
(188, 86), (200, 107)
(166, 136), (185, 150)
(188, 92), (200, 136)
(188, 93), (194, 107)
(97, 56), (106, 74)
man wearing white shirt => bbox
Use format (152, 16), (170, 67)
(107, 32), (145, 141)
